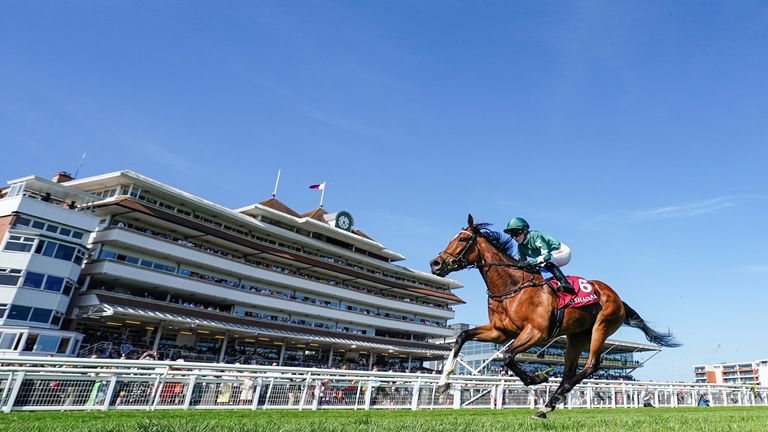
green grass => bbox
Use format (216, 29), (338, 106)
(2, 407), (767, 432)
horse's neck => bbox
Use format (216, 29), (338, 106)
(476, 239), (528, 292)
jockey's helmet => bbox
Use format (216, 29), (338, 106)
(504, 217), (529, 234)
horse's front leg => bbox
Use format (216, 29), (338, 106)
(436, 323), (503, 394)
(500, 326), (548, 386)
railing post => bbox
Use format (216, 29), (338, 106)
(587, 385), (593, 409)
(311, 380), (321, 411)
(354, 380), (362, 410)
(150, 369), (168, 411)
(262, 378), (274, 410)
(251, 378), (263, 410)
(183, 375), (197, 409)
(0, 372), (14, 410)
(452, 384), (461, 410)
(610, 385), (616, 409)
(495, 383), (504, 409)
(364, 380), (375, 411)
(101, 375), (119, 411)
(2, 371), (24, 413)
(299, 373), (311, 411)
(410, 378), (421, 411)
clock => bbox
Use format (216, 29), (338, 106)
(335, 211), (354, 231)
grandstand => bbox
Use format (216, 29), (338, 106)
(1, 170), (462, 370)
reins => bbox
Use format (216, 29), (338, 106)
(477, 261), (547, 301)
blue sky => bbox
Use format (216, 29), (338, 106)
(2, 1), (767, 381)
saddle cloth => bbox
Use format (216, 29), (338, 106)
(550, 275), (600, 309)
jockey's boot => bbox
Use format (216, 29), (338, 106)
(543, 262), (576, 295)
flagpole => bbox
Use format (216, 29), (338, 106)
(272, 169), (281, 198)
(319, 182), (326, 208)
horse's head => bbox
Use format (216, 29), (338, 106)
(430, 214), (482, 277)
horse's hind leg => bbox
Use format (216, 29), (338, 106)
(436, 323), (504, 394)
(534, 330), (590, 419)
(501, 326), (549, 386)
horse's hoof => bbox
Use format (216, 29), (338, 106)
(436, 383), (450, 394)
(532, 411), (547, 419)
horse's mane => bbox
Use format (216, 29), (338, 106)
(474, 223), (517, 261)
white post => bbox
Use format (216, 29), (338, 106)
(183, 375), (198, 409)
(262, 378), (274, 410)
(2, 371), (25, 413)
(452, 384), (462, 409)
(218, 334), (229, 363)
(251, 378), (263, 410)
(411, 378), (421, 410)
(101, 375), (119, 411)
(299, 374), (312, 411)
(364, 382), (373, 410)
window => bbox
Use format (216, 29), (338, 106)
(72, 231), (84, 240)
(63, 280), (75, 296)
(0, 304), (8, 319)
(3, 235), (36, 252)
(22, 272), (45, 289)
(43, 276), (65, 293)
(73, 249), (86, 265)
(45, 224), (59, 233)
(8, 305), (32, 321)
(31, 220), (46, 230)
(51, 313), (63, 327)
(100, 249), (117, 260)
(34, 335), (59, 353)
(29, 308), (53, 324)
(59, 228), (72, 237)
(56, 336), (70, 354)
(53, 244), (75, 261)
(15, 216), (31, 227)
(0, 269), (22, 286)
(0, 332), (18, 350)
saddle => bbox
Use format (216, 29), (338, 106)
(546, 275), (600, 338)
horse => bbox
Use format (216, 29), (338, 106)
(429, 214), (680, 418)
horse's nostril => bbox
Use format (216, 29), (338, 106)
(430, 259), (441, 269)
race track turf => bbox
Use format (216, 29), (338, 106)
(2, 407), (767, 432)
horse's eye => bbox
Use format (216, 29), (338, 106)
(457, 237), (469, 243)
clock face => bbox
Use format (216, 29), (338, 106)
(337, 215), (351, 230)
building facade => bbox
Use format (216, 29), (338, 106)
(694, 359), (768, 385)
(0, 173), (100, 356)
(2, 170), (463, 370)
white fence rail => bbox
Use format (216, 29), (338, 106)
(0, 357), (766, 412)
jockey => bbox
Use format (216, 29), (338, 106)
(503, 217), (575, 295)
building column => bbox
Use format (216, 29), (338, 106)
(278, 342), (286, 366)
(407, 354), (412, 372)
(79, 276), (92, 293)
(327, 346), (334, 368)
(218, 333), (229, 363)
(152, 322), (165, 352)
(368, 352), (375, 370)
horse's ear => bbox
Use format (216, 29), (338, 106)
(467, 213), (474, 228)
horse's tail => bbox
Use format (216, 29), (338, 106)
(622, 302), (681, 348)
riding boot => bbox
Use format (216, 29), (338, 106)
(543, 262), (576, 295)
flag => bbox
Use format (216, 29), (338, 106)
(309, 182), (326, 190)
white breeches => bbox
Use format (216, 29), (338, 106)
(550, 243), (571, 267)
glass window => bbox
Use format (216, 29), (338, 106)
(31, 220), (46, 229)
(99, 250), (117, 260)
(3, 237), (34, 253)
(43, 276), (65, 292)
(23, 334), (38, 351)
(34, 335), (60, 353)
(59, 228), (72, 237)
(140, 259), (154, 268)
(0, 332), (18, 350)
(53, 244), (75, 261)
(15, 217), (31, 226)
(8, 305), (32, 321)
(73, 249), (86, 265)
(56, 336), (70, 354)
(45, 224), (59, 233)
(22, 272), (45, 289)
(72, 231), (84, 240)
(0, 304), (7, 319)
(50, 313), (62, 327)
(0, 274), (21, 286)
(29, 308), (53, 323)
(63, 281), (75, 296)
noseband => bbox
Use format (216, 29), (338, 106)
(437, 230), (478, 273)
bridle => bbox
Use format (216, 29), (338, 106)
(437, 228), (546, 301)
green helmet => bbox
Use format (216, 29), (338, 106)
(504, 217), (529, 234)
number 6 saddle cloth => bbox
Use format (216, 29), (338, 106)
(547, 275), (600, 309)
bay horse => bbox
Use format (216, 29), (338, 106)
(429, 214), (680, 418)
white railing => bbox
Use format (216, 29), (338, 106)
(0, 357), (766, 412)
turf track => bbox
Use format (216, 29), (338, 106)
(2, 407), (767, 432)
